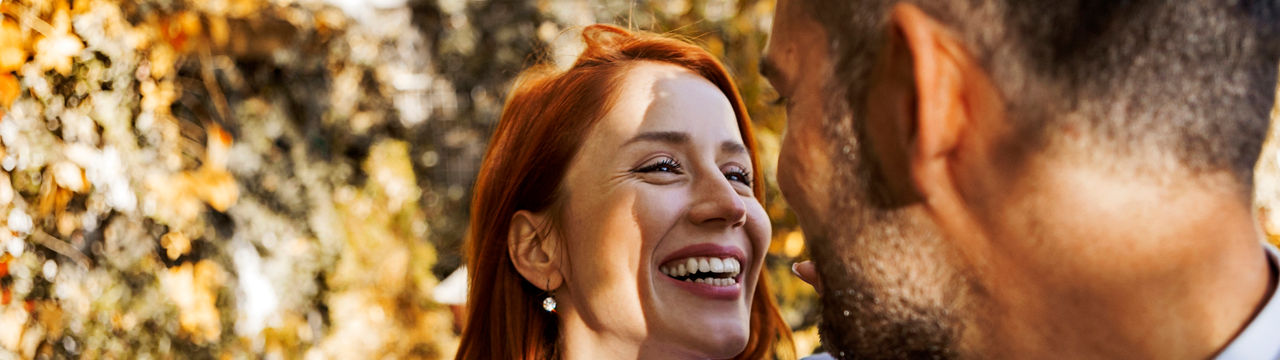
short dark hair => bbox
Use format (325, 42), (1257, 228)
(806, 0), (1280, 186)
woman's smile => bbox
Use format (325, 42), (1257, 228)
(657, 243), (747, 300)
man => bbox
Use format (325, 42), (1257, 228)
(762, 0), (1280, 358)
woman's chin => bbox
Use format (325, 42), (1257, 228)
(650, 279), (754, 357)
(690, 332), (749, 359)
(656, 318), (749, 359)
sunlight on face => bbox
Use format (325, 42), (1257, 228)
(555, 62), (771, 359)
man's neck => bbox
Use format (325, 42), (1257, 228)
(975, 166), (1275, 358)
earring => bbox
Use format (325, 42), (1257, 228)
(542, 296), (557, 312)
(542, 278), (557, 312)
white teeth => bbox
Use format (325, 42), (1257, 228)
(696, 278), (736, 286)
(668, 275), (740, 287)
(659, 256), (744, 280)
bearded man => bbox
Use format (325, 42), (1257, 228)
(762, 0), (1280, 358)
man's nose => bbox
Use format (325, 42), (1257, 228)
(687, 173), (748, 227)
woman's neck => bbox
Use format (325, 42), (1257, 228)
(558, 309), (707, 360)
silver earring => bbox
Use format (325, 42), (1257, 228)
(542, 279), (557, 312)
(542, 296), (557, 312)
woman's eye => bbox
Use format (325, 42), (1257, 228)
(724, 168), (752, 186)
(633, 158), (683, 174)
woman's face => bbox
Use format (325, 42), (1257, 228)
(553, 62), (771, 358)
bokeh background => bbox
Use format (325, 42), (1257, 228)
(0, 0), (1275, 358)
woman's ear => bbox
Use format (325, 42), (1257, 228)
(508, 210), (563, 292)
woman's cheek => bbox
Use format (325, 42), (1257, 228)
(631, 187), (691, 232)
(747, 201), (772, 263)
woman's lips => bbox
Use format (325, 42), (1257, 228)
(659, 243), (747, 266)
(656, 243), (747, 300)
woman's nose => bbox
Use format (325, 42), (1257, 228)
(687, 173), (748, 227)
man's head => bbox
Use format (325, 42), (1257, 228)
(764, 0), (1280, 358)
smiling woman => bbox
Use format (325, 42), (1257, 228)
(457, 24), (795, 360)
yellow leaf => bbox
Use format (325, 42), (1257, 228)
(148, 45), (175, 79)
(161, 232), (191, 261)
(189, 166), (239, 212)
(0, 73), (18, 109)
(0, 20), (25, 73)
(161, 11), (202, 52)
(160, 260), (223, 345)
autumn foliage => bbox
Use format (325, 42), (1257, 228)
(0, 0), (1276, 358)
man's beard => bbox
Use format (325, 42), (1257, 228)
(804, 87), (972, 359)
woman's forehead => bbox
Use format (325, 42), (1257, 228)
(596, 63), (742, 145)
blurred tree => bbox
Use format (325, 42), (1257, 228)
(0, 0), (1274, 358)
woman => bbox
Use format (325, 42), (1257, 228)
(457, 24), (794, 360)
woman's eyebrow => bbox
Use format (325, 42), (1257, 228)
(721, 141), (746, 155)
(622, 132), (745, 156)
(623, 131), (690, 147)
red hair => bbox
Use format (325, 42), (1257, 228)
(457, 24), (794, 360)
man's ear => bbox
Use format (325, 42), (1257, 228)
(508, 210), (563, 292)
(865, 3), (970, 205)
